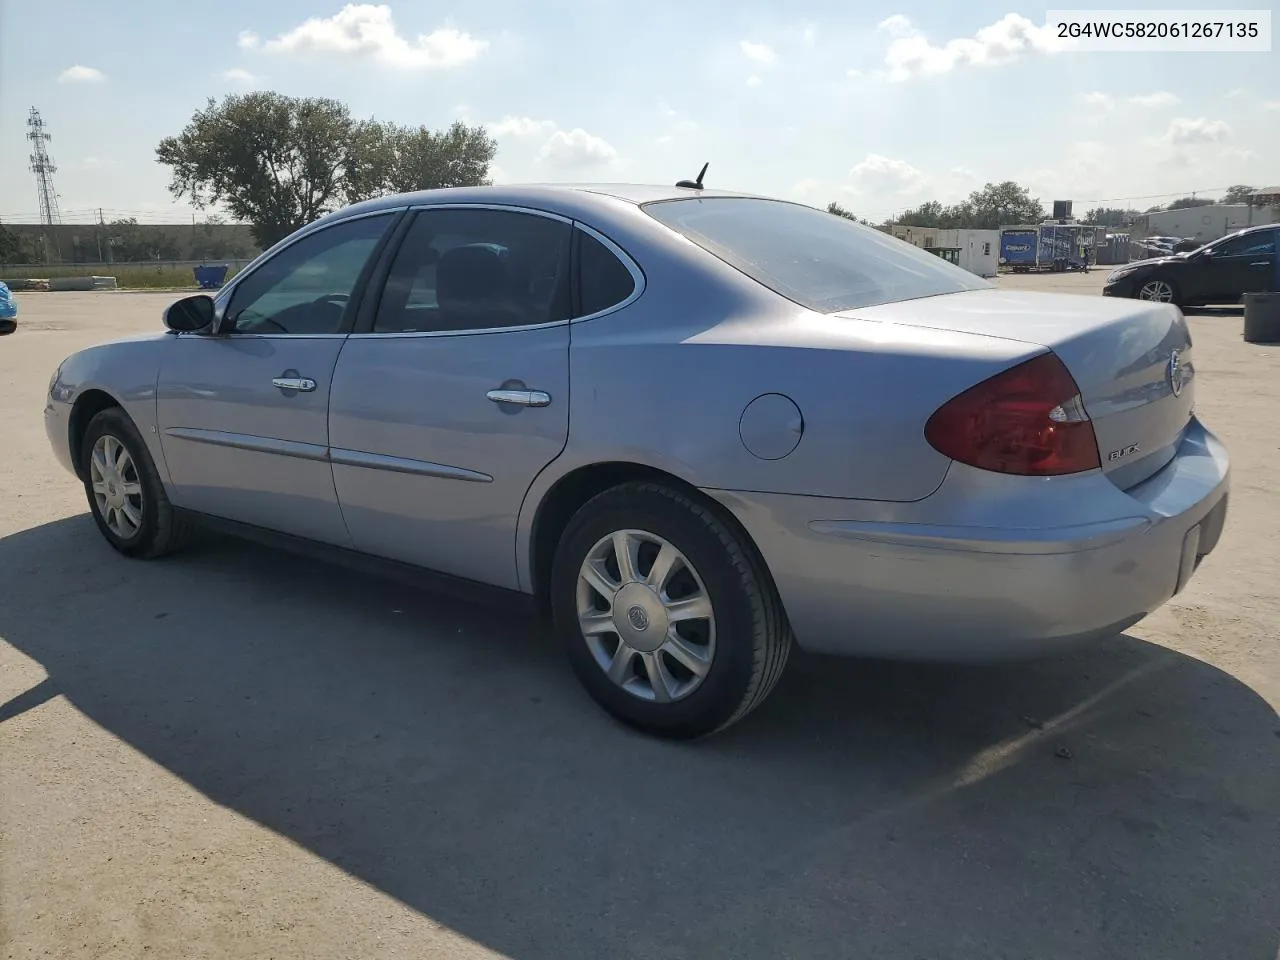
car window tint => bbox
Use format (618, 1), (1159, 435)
(1216, 232), (1275, 257)
(577, 230), (636, 317)
(374, 209), (571, 333)
(643, 197), (990, 313)
(226, 214), (393, 335)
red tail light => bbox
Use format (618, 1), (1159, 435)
(925, 352), (1101, 476)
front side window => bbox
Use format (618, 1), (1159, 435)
(1215, 231), (1275, 258)
(643, 197), (991, 313)
(226, 214), (394, 334)
(374, 208), (571, 333)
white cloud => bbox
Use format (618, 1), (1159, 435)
(539, 128), (617, 167)
(880, 13), (1064, 81)
(1264, 100), (1280, 111)
(789, 178), (823, 200)
(740, 40), (777, 64)
(489, 115), (556, 138)
(221, 67), (259, 85)
(487, 163), (509, 183)
(1165, 117), (1231, 145)
(1082, 91), (1114, 110)
(58, 65), (105, 83)
(746, 74), (763, 87)
(244, 4), (487, 69)
(845, 154), (928, 196)
(1220, 147), (1258, 162)
(876, 15), (915, 38)
(846, 67), (865, 78)
(238, 29), (261, 49)
(1129, 91), (1179, 108)
(801, 23), (817, 47)
(1225, 87), (1247, 98)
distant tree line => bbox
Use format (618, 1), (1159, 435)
(156, 91), (497, 249)
(826, 183), (1264, 231)
(0, 218), (258, 265)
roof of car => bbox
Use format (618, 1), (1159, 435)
(335, 182), (769, 220)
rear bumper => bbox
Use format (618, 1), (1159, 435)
(706, 417), (1230, 662)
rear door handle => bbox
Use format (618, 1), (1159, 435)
(487, 388), (551, 407)
(272, 377), (317, 393)
(1250, 261), (1270, 267)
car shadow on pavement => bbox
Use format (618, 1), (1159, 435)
(2, 515), (1277, 960)
(1182, 305), (1245, 318)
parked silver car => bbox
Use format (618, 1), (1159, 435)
(44, 184), (1230, 738)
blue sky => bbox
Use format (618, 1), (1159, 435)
(0, 1), (1275, 224)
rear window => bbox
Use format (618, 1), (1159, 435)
(643, 196), (991, 313)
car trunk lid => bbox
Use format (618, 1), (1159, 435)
(838, 289), (1194, 489)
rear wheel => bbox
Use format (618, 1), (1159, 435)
(550, 482), (792, 739)
(80, 407), (192, 558)
(1137, 278), (1178, 304)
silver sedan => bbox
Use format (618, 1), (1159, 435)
(43, 184), (1230, 738)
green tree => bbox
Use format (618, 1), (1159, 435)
(346, 120), (496, 201)
(963, 181), (1044, 229)
(0, 223), (23, 262)
(1221, 185), (1255, 204)
(157, 93), (357, 249)
(158, 92), (499, 249)
(1083, 207), (1137, 227)
(1166, 196), (1214, 210)
(826, 201), (857, 220)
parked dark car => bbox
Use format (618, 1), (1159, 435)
(1104, 225), (1277, 305)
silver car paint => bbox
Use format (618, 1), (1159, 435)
(43, 184), (1231, 661)
(44, 335), (173, 484)
(155, 334), (353, 546)
(706, 417), (1228, 659)
(843, 289), (1196, 490)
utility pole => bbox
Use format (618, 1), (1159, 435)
(26, 107), (61, 262)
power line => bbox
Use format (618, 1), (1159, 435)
(1058, 187), (1243, 205)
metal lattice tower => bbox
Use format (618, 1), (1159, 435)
(27, 107), (62, 227)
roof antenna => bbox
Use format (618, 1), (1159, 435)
(676, 162), (709, 190)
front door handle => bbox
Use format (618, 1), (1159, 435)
(272, 376), (317, 393)
(487, 388), (551, 407)
(1250, 261), (1270, 267)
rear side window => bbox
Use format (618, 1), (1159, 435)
(577, 230), (636, 317)
(373, 208), (572, 333)
(1216, 232), (1275, 257)
(643, 197), (991, 313)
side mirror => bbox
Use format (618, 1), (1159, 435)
(1198, 249), (1213, 261)
(163, 294), (216, 333)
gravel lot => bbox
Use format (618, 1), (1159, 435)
(2, 275), (1277, 960)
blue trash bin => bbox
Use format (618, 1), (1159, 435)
(193, 264), (230, 289)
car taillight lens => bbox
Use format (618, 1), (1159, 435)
(925, 352), (1101, 476)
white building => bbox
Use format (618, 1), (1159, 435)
(1144, 204), (1275, 243)
(888, 226), (1000, 278)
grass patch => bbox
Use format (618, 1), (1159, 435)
(0, 263), (243, 290)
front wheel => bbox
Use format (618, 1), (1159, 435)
(1137, 278), (1179, 304)
(550, 482), (792, 739)
(80, 407), (192, 558)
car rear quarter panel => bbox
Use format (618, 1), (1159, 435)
(49, 334), (172, 485)
(560, 228), (1039, 501)
(514, 216), (1041, 590)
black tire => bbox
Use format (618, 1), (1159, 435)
(0, 320), (15, 335)
(550, 481), (792, 739)
(80, 407), (193, 558)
